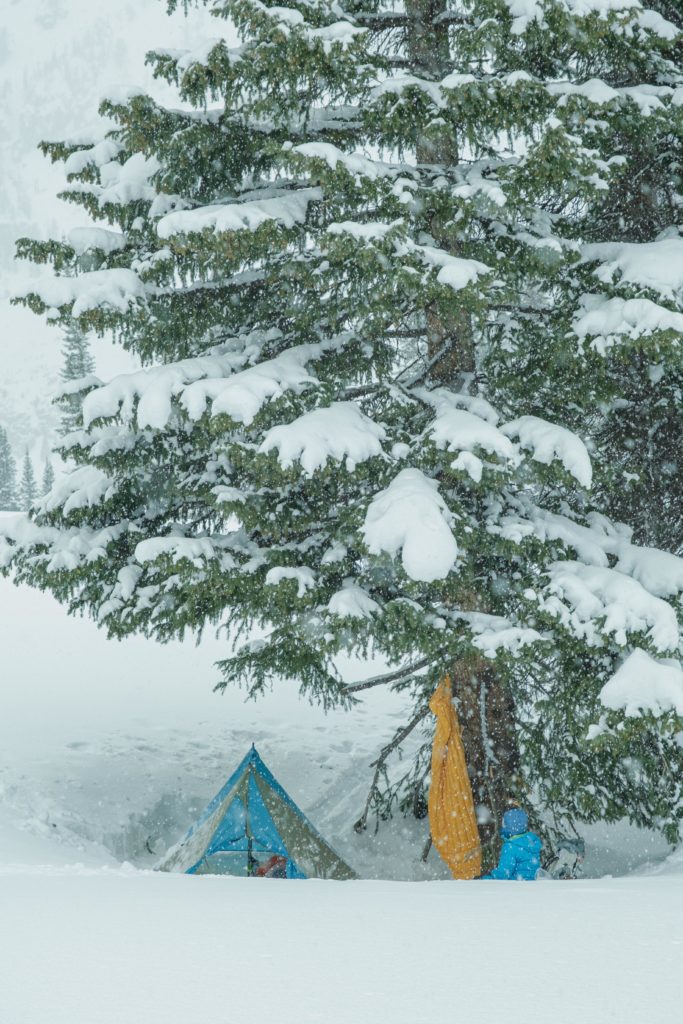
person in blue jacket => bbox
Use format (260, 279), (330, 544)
(480, 808), (542, 880)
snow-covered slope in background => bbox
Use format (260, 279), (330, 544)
(0, 570), (448, 880)
(0, 571), (672, 880)
(0, 0), (219, 459)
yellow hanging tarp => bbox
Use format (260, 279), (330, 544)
(428, 676), (482, 879)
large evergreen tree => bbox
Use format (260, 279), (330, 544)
(4, 0), (683, 852)
(591, 0), (683, 555)
(0, 427), (18, 511)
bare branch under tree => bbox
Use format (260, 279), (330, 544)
(342, 658), (430, 695)
(354, 706), (431, 832)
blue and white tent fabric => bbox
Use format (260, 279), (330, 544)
(156, 745), (357, 879)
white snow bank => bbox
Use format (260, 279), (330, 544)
(599, 648), (683, 717)
(259, 401), (386, 474)
(545, 561), (679, 651)
(582, 238), (683, 300)
(157, 187), (322, 237)
(362, 468), (458, 582)
(502, 415), (592, 488)
(1, 870), (682, 1024)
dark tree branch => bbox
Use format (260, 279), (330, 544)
(342, 657), (430, 694)
(353, 11), (468, 29)
(353, 706), (430, 832)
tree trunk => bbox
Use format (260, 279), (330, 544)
(451, 659), (523, 872)
(404, 2), (524, 870)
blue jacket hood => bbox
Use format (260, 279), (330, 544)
(501, 808), (528, 837)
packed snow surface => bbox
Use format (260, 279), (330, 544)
(1, 868), (682, 1024)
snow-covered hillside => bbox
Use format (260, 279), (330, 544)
(0, 571), (672, 877)
(0, 571), (447, 879)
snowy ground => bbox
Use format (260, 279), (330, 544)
(2, 863), (682, 1023)
(2, 574), (681, 1023)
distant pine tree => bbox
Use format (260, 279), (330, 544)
(58, 322), (96, 435)
(42, 457), (55, 496)
(0, 427), (18, 511)
(18, 452), (37, 512)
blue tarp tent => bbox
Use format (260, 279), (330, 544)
(156, 745), (357, 879)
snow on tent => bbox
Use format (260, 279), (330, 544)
(156, 745), (357, 879)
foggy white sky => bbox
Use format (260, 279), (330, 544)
(0, 0), (223, 457)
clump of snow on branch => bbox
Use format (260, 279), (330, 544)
(259, 402), (386, 474)
(16, 268), (145, 316)
(582, 238), (683, 300)
(291, 143), (407, 181)
(157, 188), (323, 238)
(325, 222), (490, 293)
(135, 536), (220, 565)
(543, 561), (679, 651)
(0, 514), (128, 574)
(362, 469), (458, 582)
(502, 415), (592, 488)
(67, 227), (126, 255)
(38, 467), (113, 515)
(573, 294), (683, 354)
(328, 581), (381, 619)
(453, 611), (544, 657)
(265, 566), (316, 598)
(598, 648), (683, 718)
(426, 398), (518, 466)
(81, 337), (346, 429)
